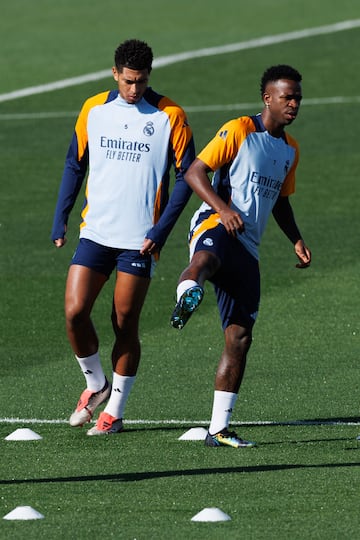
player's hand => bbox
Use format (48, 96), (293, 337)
(294, 239), (311, 268)
(219, 207), (245, 237)
(54, 238), (66, 248)
(53, 225), (67, 248)
(140, 238), (157, 256)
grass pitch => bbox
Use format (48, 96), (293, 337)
(1, 1), (359, 538)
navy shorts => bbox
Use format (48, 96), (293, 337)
(71, 238), (156, 278)
(190, 223), (260, 330)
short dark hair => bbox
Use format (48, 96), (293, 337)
(260, 65), (302, 96)
(114, 39), (153, 72)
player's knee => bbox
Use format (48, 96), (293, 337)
(191, 250), (221, 280)
(226, 325), (252, 356)
(65, 304), (89, 329)
(235, 331), (252, 355)
(111, 308), (138, 335)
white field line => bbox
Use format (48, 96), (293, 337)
(0, 19), (360, 103)
(0, 96), (359, 121)
(1, 417), (359, 426)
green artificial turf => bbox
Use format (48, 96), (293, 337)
(0, 1), (359, 538)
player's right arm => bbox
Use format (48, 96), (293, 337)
(185, 118), (251, 237)
(184, 157), (244, 237)
(51, 131), (89, 247)
(51, 91), (112, 247)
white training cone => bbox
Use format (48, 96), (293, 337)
(178, 427), (208, 441)
(191, 507), (231, 522)
(3, 506), (44, 520)
(5, 428), (42, 441)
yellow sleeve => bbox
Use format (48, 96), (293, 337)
(157, 96), (193, 169)
(281, 133), (299, 196)
(197, 116), (256, 171)
(75, 91), (111, 161)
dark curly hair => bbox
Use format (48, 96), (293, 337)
(260, 65), (302, 96)
(114, 39), (153, 72)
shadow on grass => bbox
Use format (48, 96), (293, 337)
(116, 415), (360, 434)
(239, 416), (360, 427)
(2, 461), (360, 486)
(260, 437), (354, 446)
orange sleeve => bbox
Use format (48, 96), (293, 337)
(75, 91), (111, 161)
(157, 96), (193, 169)
(197, 116), (256, 170)
(280, 133), (299, 196)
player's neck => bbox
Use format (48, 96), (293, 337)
(261, 113), (285, 138)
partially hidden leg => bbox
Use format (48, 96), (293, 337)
(87, 271), (150, 435)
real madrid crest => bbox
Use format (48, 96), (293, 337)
(143, 122), (154, 136)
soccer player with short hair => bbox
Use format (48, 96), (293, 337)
(52, 39), (195, 435)
(170, 64), (311, 448)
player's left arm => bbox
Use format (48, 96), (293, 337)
(144, 105), (195, 252)
(272, 195), (311, 268)
(144, 149), (194, 252)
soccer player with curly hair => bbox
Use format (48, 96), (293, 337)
(171, 64), (311, 448)
(52, 39), (195, 435)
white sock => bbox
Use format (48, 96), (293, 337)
(176, 279), (199, 301)
(76, 352), (106, 392)
(209, 390), (238, 434)
(104, 373), (136, 419)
